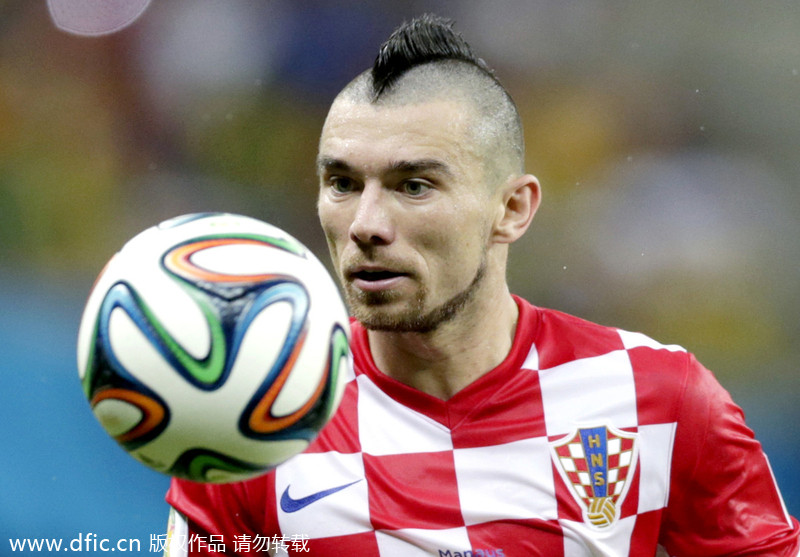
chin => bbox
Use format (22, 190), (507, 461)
(358, 315), (436, 334)
(351, 303), (417, 332)
(352, 264), (485, 334)
(347, 297), (426, 333)
(352, 300), (463, 335)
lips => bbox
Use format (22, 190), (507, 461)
(346, 266), (410, 292)
(352, 269), (404, 281)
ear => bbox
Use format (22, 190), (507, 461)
(492, 174), (541, 244)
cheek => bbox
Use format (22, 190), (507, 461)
(443, 200), (491, 248)
(424, 215), (487, 275)
(317, 206), (348, 259)
(318, 198), (349, 234)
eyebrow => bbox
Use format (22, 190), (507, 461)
(387, 159), (453, 177)
(316, 156), (453, 178)
(316, 156), (352, 176)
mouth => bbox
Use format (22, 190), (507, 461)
(346, 267), (410, 292)
(352, 269), (405, 281)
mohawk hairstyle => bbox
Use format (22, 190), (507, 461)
(371, 14), (495, 98)
(327, 14), (525, 178)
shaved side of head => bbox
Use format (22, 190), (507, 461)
(331, 14), (525, 185)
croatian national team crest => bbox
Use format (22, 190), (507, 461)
(550, 425), (639, 528)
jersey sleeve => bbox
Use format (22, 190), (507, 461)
(659, 354), (799, 556)
(165, 475), (278, 556)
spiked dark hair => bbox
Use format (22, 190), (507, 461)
(327, 15), (526, 179)
(371, 14), (495, 98)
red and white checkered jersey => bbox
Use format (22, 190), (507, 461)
(166, 296), (799, 556)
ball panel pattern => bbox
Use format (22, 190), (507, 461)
(90, 387), (166, 443)
(238, 281), (311, 437)
(103, 280), (227, 390)
(163, 236), (299, 286)
(169, 448), (271, 484)
(81, 282), (174, 450)
(587, 496), (616, 528)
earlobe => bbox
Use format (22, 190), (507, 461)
(493, 174), (541, 244)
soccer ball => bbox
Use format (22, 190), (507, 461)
(76, 213), (351, 483)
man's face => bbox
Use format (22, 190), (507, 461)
(317, 98), (496, 332)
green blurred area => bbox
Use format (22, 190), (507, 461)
(1, 1), (798, 538)
(0, 0), (797, 429)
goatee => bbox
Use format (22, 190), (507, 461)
(347, 261), (487, 334)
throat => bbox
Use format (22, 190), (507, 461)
(368, 294), (519, 400)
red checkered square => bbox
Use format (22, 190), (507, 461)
(306, 379), (361, 454)
(535, 309), (625, 370)
(450, 367), (546, 449)
(614, 463), (632, 485)
(466, 519), (565, 557)
(619, 460), (641, 520)
(363, 451), (464, 531)
(306, 530), (379, 556)
(628, 509), (661, 556)
(628, 346), (688, 427)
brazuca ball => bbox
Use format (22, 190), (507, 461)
(76, 213), (351, 483)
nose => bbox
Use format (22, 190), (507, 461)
(349, 183), (394, 247)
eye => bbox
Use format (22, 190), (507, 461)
(400, 180), (432, 197)
(327, 176), (356, 194)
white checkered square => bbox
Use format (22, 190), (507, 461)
(637, 423), (677, 513)
(568, 442), (585, 459)
(539, 350), (639, 436)
(521, 342), (539, 370)
(560, 514), (637, 556)
(276, 451), (370, 538)
(453, 437), (558, 525)
(356, 374), (453, 456)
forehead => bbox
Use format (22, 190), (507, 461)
(318, 98), (480, 174)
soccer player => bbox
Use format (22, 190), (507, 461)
(165, 14), (800, 556)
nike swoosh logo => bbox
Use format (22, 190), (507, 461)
(280, 480), (361, 513)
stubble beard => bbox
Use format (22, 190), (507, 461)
(346, 259), (487, 334)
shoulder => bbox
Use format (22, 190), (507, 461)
(528, 300), (689, 371)
(166, 474), (272, 536)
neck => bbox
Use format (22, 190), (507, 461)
(367, 287), (519, 400)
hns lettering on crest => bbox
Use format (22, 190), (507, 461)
(550, 425), (638, 528)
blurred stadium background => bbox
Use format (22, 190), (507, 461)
(1, 0), (798, 548)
